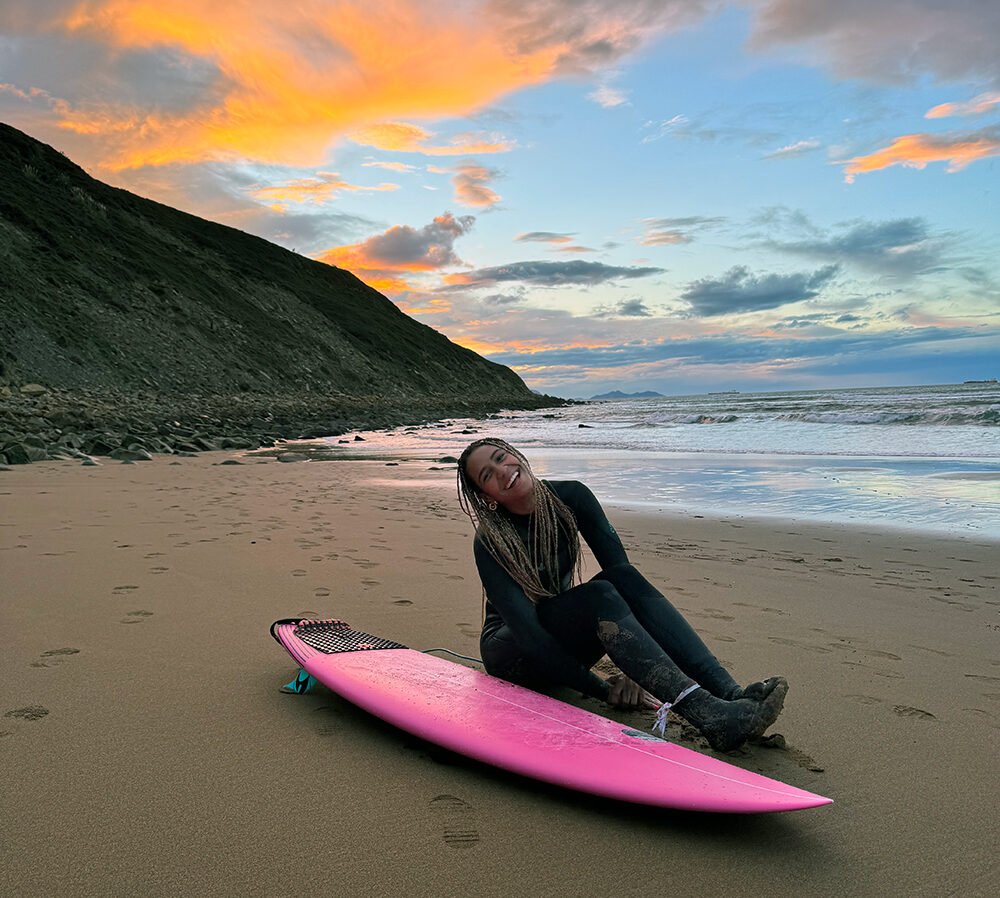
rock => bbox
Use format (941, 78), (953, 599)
(81, 456), (101, 466)
(2, 444), (32, 464)
(219, 459), (243, 465)
(85, 436), (120, 456)
(277, 452), (309, 463)
(110, 447), (153, 461)
(353, 435), (366, 441)
(19, 383), (48, 396)
(437, 456), (459, 464)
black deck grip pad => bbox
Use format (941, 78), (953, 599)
(290, 619), (408, 654)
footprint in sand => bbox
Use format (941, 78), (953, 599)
(112, 585), (140, 595)
(30, 647), (80, 668)
(291, 569), (307, 577)
(893, 705), (936, 720)
(847, 694), (882, 705)
(121, 610), (154, 624)
(769, 636), (831, 653)
(4, 705), (49, 721)
(393, 599), (413, 606)
(311, 706), (341, 736)
(149, 566), (169, 575)
(313, 588), (331, 597)
(429, 795), (480, 848)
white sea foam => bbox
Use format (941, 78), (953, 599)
(323, 382), (1000, 538)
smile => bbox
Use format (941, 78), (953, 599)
(505, 469), (520, 490)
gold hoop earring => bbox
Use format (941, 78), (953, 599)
(487, 500), (498, 511)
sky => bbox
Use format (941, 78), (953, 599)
(2, 1), (999, 398)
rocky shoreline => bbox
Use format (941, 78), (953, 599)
(0, 383), (564, 467)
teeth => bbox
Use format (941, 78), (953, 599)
(506, 469), (519, 489)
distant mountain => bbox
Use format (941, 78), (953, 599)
(589, 390), (664, 400)
(0, 122), (546, 412)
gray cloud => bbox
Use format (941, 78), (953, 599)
(488, 1), (716, 75)
(446, 259), (665, 288)
(481, 289), (527, 305)
(679, 265), (839, 316)
(638, 215), (727, 247)
(748, 0), (1000, 88)
(593, 298), (653, 318)
(763, 217), (951, 279)
(762, 139), (821, 160)
(484, 324), (995, 371)
(515, 231), (576, 243)
(360, 213), (475, 266)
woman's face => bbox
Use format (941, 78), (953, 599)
(464, 442), (534, 512)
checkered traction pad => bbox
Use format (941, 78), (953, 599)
(293, 619), (408, 654)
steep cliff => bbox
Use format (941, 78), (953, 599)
(0, 122), (540, 411)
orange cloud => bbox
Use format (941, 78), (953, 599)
(925, 92), (1000, 119)
(349, 122), (513, 156)
(446, 161), (501, 208)
(248, 172), (398, 209)
(836, 127), (1000, 182)
(37, 0), (565, 170)
(316, 212), (473, 293)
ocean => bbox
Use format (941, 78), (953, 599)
(316, 382), (1000, 539)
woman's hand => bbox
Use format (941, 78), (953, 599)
(606, 673), (659, 710)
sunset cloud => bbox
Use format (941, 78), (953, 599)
(248, 172), (399, 210)
(348, 122), (514, 156)
(0, 0), (712, 172)
(317, 211), (474, 292)
(442, 161), (502, 208)
(836, 126), (1000, 181)
(638, 216), (725, 246)
(925, 92), (1000, 119)
(362, 160), (418, 172)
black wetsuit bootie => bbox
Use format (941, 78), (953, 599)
(726, 676), (788, 702)
(673, 681), (788, 752)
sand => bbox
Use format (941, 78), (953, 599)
(2, 452), (997, 897)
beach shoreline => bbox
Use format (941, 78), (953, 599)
(3, 453), (997, 897)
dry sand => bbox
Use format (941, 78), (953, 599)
(2, 453), (997, 897)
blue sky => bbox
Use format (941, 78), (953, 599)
(2, 1), (998, 397)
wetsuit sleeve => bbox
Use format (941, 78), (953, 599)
(562, 481), (630, 570)
(474, 538), (609, 701)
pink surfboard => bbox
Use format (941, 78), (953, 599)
(271, 618), (832, 814)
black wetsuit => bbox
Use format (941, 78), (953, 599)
(476, 480), (739, 703)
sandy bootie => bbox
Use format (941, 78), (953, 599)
(672, 681), (788, 752)
(728, 676), (788, 702)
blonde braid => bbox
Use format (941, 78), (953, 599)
(457, 439), (582, 602)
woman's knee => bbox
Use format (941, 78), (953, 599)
(575, 578), (630, 619)
(593, 562), (638, 582)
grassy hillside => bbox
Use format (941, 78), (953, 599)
(0, 122), (539, 408)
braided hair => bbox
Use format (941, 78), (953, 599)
(457, 438), (581, 601)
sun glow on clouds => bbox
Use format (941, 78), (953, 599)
(248, 173), (399, 210)
(317, 212), (474, 293)
(836, 127), (1000, 181)
(44, 0), (559, 169)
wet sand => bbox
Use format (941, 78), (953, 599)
(2, 453), (997, 897)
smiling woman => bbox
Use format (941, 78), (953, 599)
(455, 437), (790, 752)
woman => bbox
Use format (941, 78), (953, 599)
(457, 437), (788, 752)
